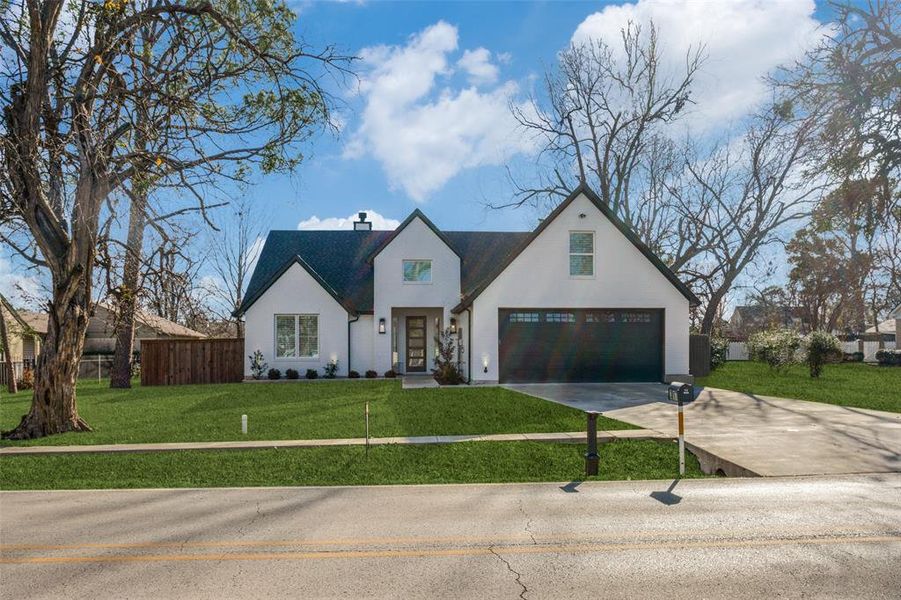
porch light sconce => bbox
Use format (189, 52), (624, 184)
(449, 318), (457, 334)
(482, 354), (490, 374)
(378, 318), (386, 334)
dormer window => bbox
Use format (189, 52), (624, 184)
(569, 231), (594, 277)
(403, 259), (432, 283)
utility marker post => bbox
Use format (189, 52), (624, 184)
(585, 411), (599, 476)
(365, 402), (370, 456)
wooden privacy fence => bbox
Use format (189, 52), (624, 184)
(141, 338), (243, 386)
(689, 334), (711, 377)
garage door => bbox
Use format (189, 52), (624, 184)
(498, 309), (663, 383)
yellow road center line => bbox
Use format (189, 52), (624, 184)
(2, 526), (892, 552)
(1, 535), (898, 565)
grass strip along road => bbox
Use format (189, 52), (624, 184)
(0, 439), (705, 490)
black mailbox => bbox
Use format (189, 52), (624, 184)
(668, 382), (694, 404)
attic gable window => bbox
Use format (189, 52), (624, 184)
(569, 231), (594, 277)
(403, 259), (432, 283)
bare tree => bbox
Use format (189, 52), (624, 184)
(502, 22), (704, 233)
(0, 1), (351, 439)
(773, 0), (900, 180)
(142, 230), (207, 329)
(206, 198), (265, 338)
(685, 105), (824, 333)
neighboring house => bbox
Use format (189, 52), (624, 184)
(863, 318), (896, 343)
(236, 184), (699, 383)
(82, 303), (206, 354)
(728, 305), (809, 340)
(0, 299), (44, 366)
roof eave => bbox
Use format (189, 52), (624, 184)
(234, 254), (357, 318)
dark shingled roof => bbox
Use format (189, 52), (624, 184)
(237, 229), (529, 315)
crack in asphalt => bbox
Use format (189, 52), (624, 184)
(518, 499), (537, 546)
(488, 546), (528, 600)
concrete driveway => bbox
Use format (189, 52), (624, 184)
(504, 382), (672, 412)
(506, 383), (901, 477)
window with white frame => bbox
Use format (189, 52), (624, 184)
(569, 231), (594, 277)
(274, 314), (319, 358)
(402, 259), (432, 283)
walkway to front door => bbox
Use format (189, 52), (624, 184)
(405, 316), (426, 372)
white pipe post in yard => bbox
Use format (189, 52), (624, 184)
(678, 396), (685, 477)
(97, 354), (101, 383)
(241, 414), (248, 435)
(365, 402), (370, 455)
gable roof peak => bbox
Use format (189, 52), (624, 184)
(452, 182), (700, 311)
(365, 207), (461, 263)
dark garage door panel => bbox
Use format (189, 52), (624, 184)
(498, 309), (663, 383)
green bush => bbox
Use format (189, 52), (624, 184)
(876, 349), (901, 366)
(384, 370), (397, 378)
(285, 368), (299, 380)
(322, 360), (338, 379)
(432, 327), (466, 384)
(267, 368), (281, 380)
(248, 350), (267, 380)
(365, 370), (377, 379)
(710, 336), (729, 370)
(305, 369), (318, 380)
(803, 331), (841, 378)
(747, 329), (801, 371)
(348, 370), (360, 379)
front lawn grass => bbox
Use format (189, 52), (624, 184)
(697, 361), (901, 413)
(0, 380), (634, 447)
(0, 439), (704, 490)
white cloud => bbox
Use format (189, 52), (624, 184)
(572, 0), (824, 130)
(457, 48), (499, 85)
(0, 255), (44, 309)
(297, 209), (401, 231)
(345, 21), (536, 201)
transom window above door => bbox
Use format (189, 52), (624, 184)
(569, 231), (594, 277)
(403, 259), (432, 283)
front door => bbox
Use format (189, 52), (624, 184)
(405, 316), (427, 373)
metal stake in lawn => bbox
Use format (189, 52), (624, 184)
(585, 411), (599, 476)
(365, 401), (370, 456)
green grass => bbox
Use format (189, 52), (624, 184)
(0, 439), (705, 490)
(0, 379), (634, 447)
(697, 362), (901, 413)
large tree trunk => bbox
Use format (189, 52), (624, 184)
(110, 189), (147, 389)
(0, 299), (18, 394)
(2, 282), (92, 439)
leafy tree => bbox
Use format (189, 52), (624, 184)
(0, 0), (350, 438)
(803, 331), (841, 378)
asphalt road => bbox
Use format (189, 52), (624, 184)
(2, 475), (900, 599)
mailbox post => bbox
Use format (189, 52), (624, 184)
(668, 382), (693, 476)
(585, 411), (600, 476)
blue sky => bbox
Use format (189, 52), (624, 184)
(248, 0), (838, 235)
(0, 0), (849, 308)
